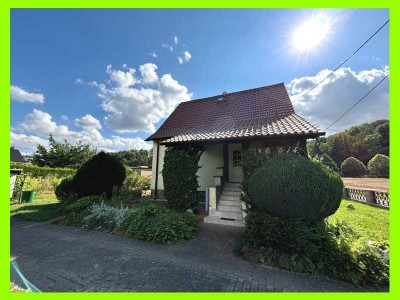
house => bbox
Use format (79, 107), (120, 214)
(146, 83), (325, 226)
(10, 148), (26, 163)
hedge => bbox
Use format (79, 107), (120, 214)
(10, 163), (76, 178)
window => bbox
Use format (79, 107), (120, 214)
(233, 149), (242, 167)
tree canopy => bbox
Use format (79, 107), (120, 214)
(308, 120), (389, 166)
(110, 149), (152, 167)
(32, 134), (96, 168)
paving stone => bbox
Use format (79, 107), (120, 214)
(11, 217), (365, 292)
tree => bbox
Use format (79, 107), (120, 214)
(319, 153), (339, 172)
(368, 154), (389, 178)
(341, 157), (367, 177)
(307, 120), (389, 165)
(110, 149), (152, 167)
(32, 134), (96, 168)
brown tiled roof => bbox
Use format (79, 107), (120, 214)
(146, 83), (325, 143)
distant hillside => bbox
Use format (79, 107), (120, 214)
(308, 120), (389, 165)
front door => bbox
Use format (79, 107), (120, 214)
(228, 143), (243, 183)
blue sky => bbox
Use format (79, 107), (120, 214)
(11, 9), (389, 154)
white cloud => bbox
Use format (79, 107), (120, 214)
(12, 109), (152, 154)
(139, 63), (158, 85)
(286, 66), (389, 134)
(87, 63), (191, 133)
(174, 35), (179, 45)
(162, 44), (174, 51)
(106, 64), (137, 87)
(10, 85), (45, 104)
(178, 51), (192, 64)
(10, 132), (49, 155)
(150, 51), (158, 58)
(74, 114), (102, 130)
(61, 115), (69, 121)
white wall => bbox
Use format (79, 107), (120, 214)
(197, 144), (224, 191)
(150, 141), (166, 190)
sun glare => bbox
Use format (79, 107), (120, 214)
(292, 15), (331, 52)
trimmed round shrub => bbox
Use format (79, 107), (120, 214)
(122, 204), (198, 243)
(55, 176), (76, 201)
(368, 154), (389, 178)
(319, 153), (339, 172)
(162, 147), (203, 212)
(247, 153), (343, 222)
(341, 157), (367, 177)
(72, 151), (126, 198)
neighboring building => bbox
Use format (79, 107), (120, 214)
(146, 83), (325, 226)
(132, 166), (152, 179)
(10, 148), (26, 163)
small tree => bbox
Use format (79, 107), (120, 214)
(32, 134), (96, 168)
(368, 154), (389, 178)
(56, 151), (126, 199)
(162, 146), (203, 211)
(341, 157), (367, 177)
(319, 153), (339, 172)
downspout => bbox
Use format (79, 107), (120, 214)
(154, 141), (160, 200)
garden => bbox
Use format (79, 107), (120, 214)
(235, 149), (389, 288)
(10, 139), (389, 288)
(11, 149), (198, 244)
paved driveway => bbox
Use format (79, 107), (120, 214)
(11, 217), (362, 292)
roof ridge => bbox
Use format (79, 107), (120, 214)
(178, 82), (285, 105)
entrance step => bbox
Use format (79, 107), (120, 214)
(222, 191), (241, 197)
(223, 186), (241, 192)
(220, 195), (241, 201)
(203, 216), (245, 227)
(219, 199), (241, 206)
(224, 182), (241, 188)
(209, 210), (243, 220)
(218, 204), (242, 212)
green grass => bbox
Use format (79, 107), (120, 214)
(328, 199), (389, 247)
(10, 192), (63, 222)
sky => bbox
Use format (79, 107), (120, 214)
(10, 9), (389, 154)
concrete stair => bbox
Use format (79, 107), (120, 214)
(204, 182), (244, 227)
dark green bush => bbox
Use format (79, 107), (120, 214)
(244, 211), (325, 256)
(72, 151), (126, 198)
(108, 190), (142, 208)
(10, 163), (76, 178)
(247, 153), (343, 222)
(162, 146), (203, 211)
(122, 204), (198, 243)
(367, 154), (389, 178)
(55, 176), (77, 202)
(238, 211), (388, 286)
(319, 153), (339, 172)
(341, 157), (367, 177)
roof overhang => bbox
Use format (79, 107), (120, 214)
(159, 131), (326, 146)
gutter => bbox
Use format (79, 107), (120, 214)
(154, 142), (160, 200)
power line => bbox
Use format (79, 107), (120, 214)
(325, 73), (389, 131)
(292, 19), (389, 102)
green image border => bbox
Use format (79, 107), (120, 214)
(1, 1), (397, 299)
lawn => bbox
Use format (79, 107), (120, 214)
(328, 199), (389, 247)
(10, 192), (62, 222)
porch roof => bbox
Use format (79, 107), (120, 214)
(146, 82), (325, 144)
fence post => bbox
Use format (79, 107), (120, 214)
(364, 190), (376, 205)
(342, 188), (348, 199)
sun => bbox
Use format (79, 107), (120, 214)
(291, 15), (331, 52)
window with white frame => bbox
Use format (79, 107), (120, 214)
(233, 149), (242, 167)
